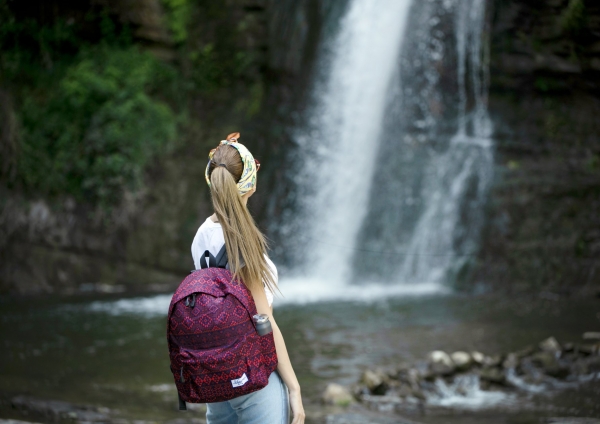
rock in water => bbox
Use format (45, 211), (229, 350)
(428, 351), (453, 366)
(530, 351), (569, 379)
(471, 351), (485, 365)
(531, 351), (558, 369)
(361, 370), (388, 395)
(427, 350), (455, 375)
(583, 332), (600, 340)
(539, 337), (561, 353)
(479, 366), (506, 384)
(451, 351), (472, 370)
(322, 383), (354, 406)
(503, 353), (519, 369)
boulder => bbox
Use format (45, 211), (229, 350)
(539, 337), (561, 353)
(531, 351), (558, 369)
(471, 351), (485, 365)
(322, 383), (354, 406)
(427, 351), (455, 375)
(451, 351), (472, 371)
(530, 351), (569, 378)
(396, 383), (415, 398)
(583, 332), (600, 341)
(576, 344), (597, 355)
(479, 367), (506, 384)
(546, 365), (570, 379)
(483, 355), (503, 367)
(503, 353), (519, 369)
(361, 370), (388, 395)
(397, 367), (421, 388)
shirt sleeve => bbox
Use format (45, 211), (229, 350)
(191, 233), (200, 270)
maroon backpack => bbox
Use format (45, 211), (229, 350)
(167, 246), (278, 409)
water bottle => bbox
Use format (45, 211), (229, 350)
(252, 314), (272, 336)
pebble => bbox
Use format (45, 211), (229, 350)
(540, 336), (561, 353)
(451, 351), (471, 370)
(471, 351), (485, 364)
(428, 350), (453, 367)
(322, 383), (354, 406)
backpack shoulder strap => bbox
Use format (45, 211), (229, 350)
(200, 250), (216, 269)
(215, 244), (228, 269)
(200, 245), (228, 269)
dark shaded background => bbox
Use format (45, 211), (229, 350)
(0, 0), (599, 296)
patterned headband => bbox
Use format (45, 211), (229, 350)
(205, 132), (258, 196)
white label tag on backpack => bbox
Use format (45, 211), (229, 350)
(231, 373), (248, 388)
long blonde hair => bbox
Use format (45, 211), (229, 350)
(207, 144), (277, 295)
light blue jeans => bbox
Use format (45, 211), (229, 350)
(206, 371), (290, 424)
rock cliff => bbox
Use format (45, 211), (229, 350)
(473, 0), (600, 294)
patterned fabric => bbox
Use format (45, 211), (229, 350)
(205, 133), (258, 196)
(167, 267), (278, 404)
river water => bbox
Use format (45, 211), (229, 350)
(1, 291), (598, 423)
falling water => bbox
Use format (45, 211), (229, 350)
(394, 0), (493, 286)
(284, 0), (413, 285)
(278, 0), (494, 298)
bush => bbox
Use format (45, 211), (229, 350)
(161, 0), (191, 44)
(17, 46), (178, 206)
(560, 0), (586, 37)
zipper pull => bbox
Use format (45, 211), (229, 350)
(180, 367), (185, 383)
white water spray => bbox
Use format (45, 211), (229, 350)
(397, 0), (493, 285)
(277, 0), (494, 299)
(290, 0), (413, 285)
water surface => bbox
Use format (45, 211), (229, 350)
(0, 292), (598, 423)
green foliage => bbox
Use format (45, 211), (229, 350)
(161, 0), (191, 43)
(235, 81), (264, 117)
(534, 77), (563, 93)
(560, 0), (587, 37)
(17, 47), (177, 206)
(585, 154), (599, 172)
(188, 43), (224, 93)
(0, 3), (182, 207)
(1, 0), (267, 207)
(182, 3), (263, 96)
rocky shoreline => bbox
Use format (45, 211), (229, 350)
(323, 334), (600, 415)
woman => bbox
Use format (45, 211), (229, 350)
(191, 132), (305, 424)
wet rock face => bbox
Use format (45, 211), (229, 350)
(5, 0), (173, 52)
(489, 0), (600, 91)
(473, 0), (600, 294)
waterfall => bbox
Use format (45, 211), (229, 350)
(393, 0), (493, 286)
(284, 0), (413, 284)
(276, 0), (493, 300)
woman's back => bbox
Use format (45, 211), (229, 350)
(191, 216), (277, 306)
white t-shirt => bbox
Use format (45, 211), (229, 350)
(191, 217), (277, 306)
